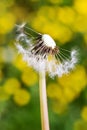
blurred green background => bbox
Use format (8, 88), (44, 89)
(0, 0), (87, 130)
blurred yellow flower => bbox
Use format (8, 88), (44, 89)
(58, 66), (87, 93)
(31, 6), (73, 44)
(54, 65), (87, 104)
(47, 66), (87, 108)
(54, 24), (73, 44)
(13, 89), (31, 106)
(81, 106), (87, 122)
(37, 6), (57, 21)
(21, 67), (38, 86)
(74, 0), (87, 15)
(32, 15), (47, 32)
(74, 120), (87, 130)
(63, 87), (76, 103)
(58, 7), (76, 26)
(47, 83), (68, 108)
(47, 83), (63, 99)
(0, 13), (16, 34)
(13, 55), (28, 71)
(32, 6), (56, 31)
(42, 22), (73, 44)
(4, 78), (21, 95)
(0, 87), (10, 101)
(41, 23), (59, 39)
(52, 101), (67, 114)
(73, 15), (87, 33)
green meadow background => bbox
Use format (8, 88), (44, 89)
(0, 0), (87, 130)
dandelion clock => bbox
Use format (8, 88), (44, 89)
(15, 23), (78, 130)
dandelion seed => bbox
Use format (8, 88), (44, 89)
(15, 23), (78, 77)
(15, 23), (78, 130)
(15, 23), (26, 32)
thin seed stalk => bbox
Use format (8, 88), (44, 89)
(39, 70), (50, 130)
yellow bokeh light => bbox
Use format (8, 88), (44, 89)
(54, 24), (73, 43)
(58, 66), (87, 93)
(58, 7), (76, 26)
(73, 14), (87, 33)
(13, 55), (28, 71)
(4, 78), (21, 95)
(41, 22), (73, 44)
(0, 13), (16, 34)
(47, 83), (63, 99)
(74, 0), (87, 15)
(13, 89), (31, 106)
(47, 66), (87, 108)
(32, 6), (73, 44)
(21, 67), (38, 86)
(63, 87), (76, 103)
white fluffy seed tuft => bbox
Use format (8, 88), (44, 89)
(16, 42), (78, 77)
(15, 23), (78, 78)
(42, 34), (56, 49)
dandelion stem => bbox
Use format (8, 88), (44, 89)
(39, 71), (50, 130)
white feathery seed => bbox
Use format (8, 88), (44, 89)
(16, 33), (26, 42)
(15, 23), (26, 31)
(15, 23), (78, 77)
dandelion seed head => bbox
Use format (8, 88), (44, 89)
(15, 23), (78, 77)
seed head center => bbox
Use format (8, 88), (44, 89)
(42, 34), (56, 49)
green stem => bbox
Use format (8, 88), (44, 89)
(39, 71), (50, 130)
